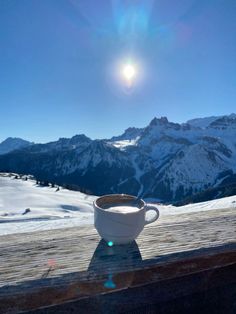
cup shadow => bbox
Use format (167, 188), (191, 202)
(88, 239), (142, 290)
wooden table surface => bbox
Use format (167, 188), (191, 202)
(0, 207), (235, 313)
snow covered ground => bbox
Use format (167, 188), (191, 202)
(0, 173), (235, 236)
(0, 173), (96, 235)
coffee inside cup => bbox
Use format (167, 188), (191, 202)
(104, 205), (140, 214)
(96, 194), (144, 214)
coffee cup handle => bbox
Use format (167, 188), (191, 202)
(144, 205), (160, 225)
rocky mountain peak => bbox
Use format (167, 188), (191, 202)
(149, 116), (169, 127)
(110, 127), (144, 141)
(70, 134), (91, 144)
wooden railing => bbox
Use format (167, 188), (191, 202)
(0, 207), (235, 313)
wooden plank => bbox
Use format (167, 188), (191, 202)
(0, 207), (235, 313)
(23, 263), (236, 314)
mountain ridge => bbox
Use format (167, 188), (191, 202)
(0, 113), (235, 203)
(0, 137), (32, 155)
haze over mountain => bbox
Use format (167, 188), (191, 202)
(0, 114), (235, 203)
(0, 138), (32, 155)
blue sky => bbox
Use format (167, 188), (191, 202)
(0, 0), (235, 143)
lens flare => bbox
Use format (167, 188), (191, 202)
(104, 274), (116, 289)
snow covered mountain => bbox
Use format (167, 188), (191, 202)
(187, 113), (236, 128)
(110, 126), (144, 142)
(0, 114), (235, 202)
(0, 137), (32, 155)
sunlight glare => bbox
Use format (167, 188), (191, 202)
(122, 63), (137, 86)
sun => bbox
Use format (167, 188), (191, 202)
(122, 63), (137, 85)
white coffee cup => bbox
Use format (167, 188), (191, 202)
(93, 194), (159, 245)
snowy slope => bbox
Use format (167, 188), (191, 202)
(0, 174), (96, 235)
(158, 194), (236, 216)
(0, 173), (235, 236)
(111, 138), (140, 149)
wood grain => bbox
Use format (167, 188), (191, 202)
(0, 207), (235, 313)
